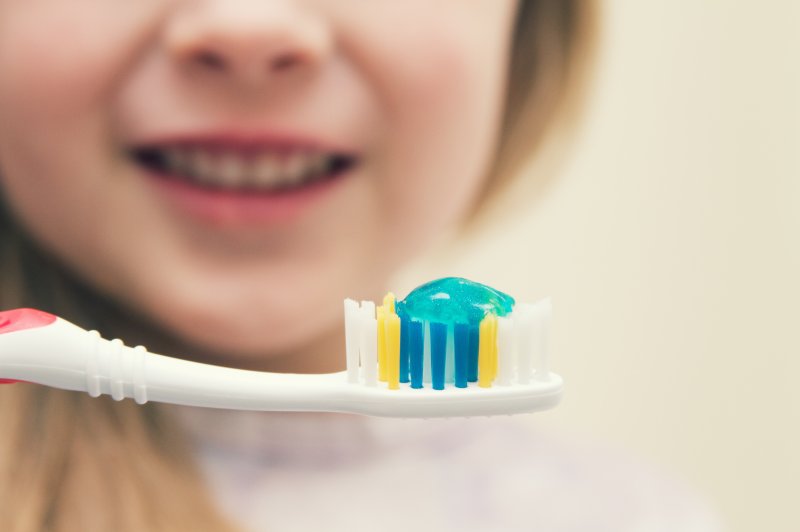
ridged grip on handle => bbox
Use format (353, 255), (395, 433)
(0, 315), (345, 410)
(0, 316), (148, 401)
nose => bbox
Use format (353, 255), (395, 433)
(165, 1), (332, 86)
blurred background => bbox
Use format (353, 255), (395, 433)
(394, 2), (798, 531)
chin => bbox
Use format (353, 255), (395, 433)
(138, 285), (339, 360)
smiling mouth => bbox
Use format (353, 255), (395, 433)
(130, 144), (358, 194)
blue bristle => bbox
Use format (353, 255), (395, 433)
(454, 322), (469, 388)
(399, 311), (410, 383)
(409, 319), (424, 389)
(445, 324), (455, 383)
(422, 321), (431, 384)
(430, 321), (447, 390)
(467, 324), (479, 382)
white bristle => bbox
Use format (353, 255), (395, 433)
(360, 300), (376, 319)
(533, 298), (552, 381)
(359, 302), (377, 386)
(496, 316), (515, 386)
(344, 299), (361, 384)
(516, 304), (535, 385)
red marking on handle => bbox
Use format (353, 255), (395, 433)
(0, 309), (52, 384)
(0, 308), (57, 335)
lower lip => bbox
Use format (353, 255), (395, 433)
(142, 170), (350, 227)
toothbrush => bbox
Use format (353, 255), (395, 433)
(0, 278), (562, 418)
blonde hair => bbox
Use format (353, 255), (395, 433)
(475, 0), (597, 223)
(0, 2), (596, 530)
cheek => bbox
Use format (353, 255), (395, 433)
(0, 3), (164, 249)
(0, 2), (163, 123)
(0, 12), (105, 242)
(0, 16), (96, 191)
(347, 16), (510, 256)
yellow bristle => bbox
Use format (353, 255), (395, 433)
(387, 313), (401, 389)
(489, 314), (498, 382)
(478, 315), (494, 388)
(377, 306), (387, 382)
(383, 292), (396, 314)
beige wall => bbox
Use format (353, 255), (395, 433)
(395, 2), (799, 531)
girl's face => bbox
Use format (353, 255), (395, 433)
(0, 1), (518, 370)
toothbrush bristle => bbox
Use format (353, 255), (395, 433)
(408, 319), (424, 389)
(343, 280), (552, 391)
(398, 310), (410, 383)
(376, 305), (387, 382)
(386, 313), (401, 390)
(429, 321), (447, 390)
(454, 323), (469, 388)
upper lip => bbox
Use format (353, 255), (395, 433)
(127, 129), (359, 156)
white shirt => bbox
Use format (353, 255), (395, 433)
(174, 407), (722, 532)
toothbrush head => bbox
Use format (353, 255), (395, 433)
(342, 277), (560, 416)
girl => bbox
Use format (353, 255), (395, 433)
(0, 1), (715, 530)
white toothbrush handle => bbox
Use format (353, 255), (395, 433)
(0, 315), (345, 411)
(0, 310), (563, 417)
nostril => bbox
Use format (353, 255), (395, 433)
(271, 52), (303, 73)
(195, 50), (227, 71)
(190, 48), (303, 76)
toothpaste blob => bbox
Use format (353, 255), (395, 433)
(397, 277), (515, 325)
(395, 277), (514, 389)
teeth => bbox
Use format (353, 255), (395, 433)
(154, 147), (342, 190)
(191, 149), (215, 184)
(279, 151), (310, 186)
(165, 148), (186, 174)
(309, 153), (330, 177)
(252, 153), (280, 186)
(218, 151), (246, 187)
